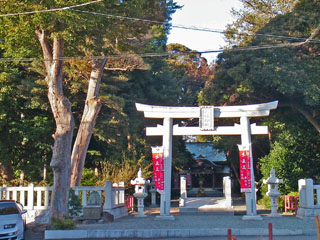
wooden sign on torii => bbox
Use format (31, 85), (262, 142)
(136, 101), (278, 220)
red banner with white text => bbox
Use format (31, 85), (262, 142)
(238, 145), (252, 192)
(152, 146), (164, 194)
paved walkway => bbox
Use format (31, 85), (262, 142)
(180, 197), (234, 214)
(44, 197), (318, 239)
(183, 197), (228, 209)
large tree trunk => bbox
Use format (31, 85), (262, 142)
(0, 161), (14, 182)
(36, 30), (74, 217)
(70, 58), (107, 187)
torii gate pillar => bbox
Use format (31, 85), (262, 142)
(240, 116), (261, 220)
(157, 117), (175, 220)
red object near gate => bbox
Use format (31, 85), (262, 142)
(126, 196), (134, 212)
(284, 195), (299, 215)
(269, 223), (273, 240)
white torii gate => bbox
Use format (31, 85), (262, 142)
(136, 101), (278, 220)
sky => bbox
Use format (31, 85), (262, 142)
(167, 0), (243, 63)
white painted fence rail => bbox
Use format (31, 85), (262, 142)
(297, 178), (320, 218)
(0, 180), (127, 223)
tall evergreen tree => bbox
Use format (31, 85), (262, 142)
(0, 0), (179, 217)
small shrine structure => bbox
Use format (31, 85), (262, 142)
(183, 142), (229, 197)
(136, 101), (278, 220)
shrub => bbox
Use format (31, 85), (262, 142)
(50, 217), (76, 230)
(68, 189), (82, 217)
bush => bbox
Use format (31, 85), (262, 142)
(258, 191), (299, 213)
(68, 189), (82, 217)
(81, 168), (98, 186)
(50, 217), (76, 230)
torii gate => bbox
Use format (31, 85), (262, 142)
(136, 101), (278, 220)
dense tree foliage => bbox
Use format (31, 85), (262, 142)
(0, 0), (180, 216)
(0, 62), (54, 182)
(0, 0), (319, 217)
(225, 0), (298, 46)
(200, 0), (320, 193)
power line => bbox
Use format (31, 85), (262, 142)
(0, 42), (310, 63)
(70, 9), (320, 43)
(0, 0), (103, 17)
(1, 3), (319, 43)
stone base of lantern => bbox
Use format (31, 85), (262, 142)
(266, 212), (281, 217)
(135, 211), (147, 217)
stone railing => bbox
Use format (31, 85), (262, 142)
(297, 178), (320, 218)
(0, 180), (127, 223)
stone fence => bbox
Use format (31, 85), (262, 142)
(0, 180), (127, 223)
(297, 178), (320, 218)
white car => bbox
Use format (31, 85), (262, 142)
(0, 200), (27, 240)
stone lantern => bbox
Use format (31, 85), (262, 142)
(263, 168), (283, 217)
(149, 177), (157, 207)
(131, 168), (149, 217)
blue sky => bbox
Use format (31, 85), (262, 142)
(167, 0), (242, 63)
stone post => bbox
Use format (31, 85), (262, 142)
(149, 178), (157, 207)
(179, 175), (187, 207)
(297, 178), (314, 218)
(240, 116), (261, 220)
(27, 183), (34, 210)
(159, 117), (174, 220)
(223, 176), (232, 208)
(305, 179), (314, 208)
(104, 180), (113, 211)
(298, 179), (306, 208)
(119, 182), (125, 205)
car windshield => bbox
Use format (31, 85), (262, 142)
(0, 202), (19, 215)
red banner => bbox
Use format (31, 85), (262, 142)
(186, 173), (191, 186)
(238, 145), (252, 192)
(152, 147), (164, 194)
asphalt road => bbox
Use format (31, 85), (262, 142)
(39, 236), (317, 240)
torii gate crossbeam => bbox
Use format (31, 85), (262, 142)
(136, 101), (278, 220)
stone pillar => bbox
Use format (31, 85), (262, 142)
(305, 179), (314, 208)
(240, 116), (261, 220)
(119, 182), (125, 204)
(297, 178), (314, 218)
(179, 175), (187, 207)
(157, 117), (174, 220)
(149, 179), (157, 207)
(27, 183), (34, 210)
(298, 179), (307, 208)
(104, 180), (113, 211)
(223, 176), (232, 208)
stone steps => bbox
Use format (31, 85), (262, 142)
(179, 197), (234, 216)
(179, 207), (234, 216)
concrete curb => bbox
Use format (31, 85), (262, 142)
(45, 227), (310, 239)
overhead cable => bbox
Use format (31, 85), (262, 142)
(70, 9), (320, 43)
(0, 0), (103, 17)
(0, 42), (311, 63)
(1, 5), (318, 43)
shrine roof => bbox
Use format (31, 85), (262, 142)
(185, 142), (226, 163)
